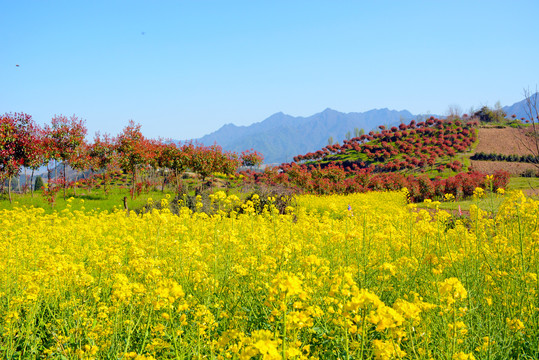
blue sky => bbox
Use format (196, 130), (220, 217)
(2, 1), (538, 140)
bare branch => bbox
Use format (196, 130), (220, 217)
(523, 87), (539, 163)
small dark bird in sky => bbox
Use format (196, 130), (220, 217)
(16, 64), (19, 67)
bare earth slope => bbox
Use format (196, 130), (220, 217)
(471, 127), (538, 175)
(473, 127), (537, 156)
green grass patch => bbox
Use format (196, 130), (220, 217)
(0, 188), (175, 214)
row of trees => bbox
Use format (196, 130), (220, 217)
(292, 118), (476, 174)
(0, 113), (264, 203)
(245, 162), (509, 200)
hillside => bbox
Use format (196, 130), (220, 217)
(282, 113), (539, 181)
(290, 117), (476, 175)
(502, 92), (539, 119)
(180, 94), (537, 165)
(187, 108), (419, 164)
(470, 127), (538, 175)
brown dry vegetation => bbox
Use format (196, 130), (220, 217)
(469, 127), (539, 175)
(473, 127), (537, 156)
(470, 159), (537, 175)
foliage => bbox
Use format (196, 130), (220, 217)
(246, 163), (510, 202)
(0, 113), (39, 202)
(471, 151), (539, 163)
(292, 117), (477, 174)
(34, 176), (44, 191)
(43, 114), (88, 199)
(241, 149), (264, 168)
(1, 191), (538, 358)
(473, 105), (507, 123)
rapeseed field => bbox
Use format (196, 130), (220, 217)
(1, 191), (538, 359)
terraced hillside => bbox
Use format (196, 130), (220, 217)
(470, 127), (538, 175)
(291, 117), (477, 175)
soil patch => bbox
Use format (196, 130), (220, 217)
(470, 160), (537, 175)
(474, 128), (537, 156)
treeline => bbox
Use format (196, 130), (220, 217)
(471, 152), (539, 164)
(244, 164), (510, 202)
(0, 113), (263, 203)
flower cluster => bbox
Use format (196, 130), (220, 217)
(1, 190), (537, 358)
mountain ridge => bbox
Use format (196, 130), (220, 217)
(184, 108), (418, 164)
(181, 94), (538, 164)
(502, 92), (539, 119)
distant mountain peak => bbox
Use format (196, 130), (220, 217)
(178, 95), (532, 165)
(185, 107), (419, 164)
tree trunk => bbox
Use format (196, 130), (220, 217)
(161, 171), (166, 193)
(23, 168), (28, 193)
(131, 170), (136, 200)
(103, 172), (107, 196)
(47, 161), (51, 185)
(63, 162), (67, 200)
(8, 177), (12, 204)
(31, 169), (35, 197)
(175, 169), (181, 195)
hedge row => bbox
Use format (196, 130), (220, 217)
(471, 152), (539, 163)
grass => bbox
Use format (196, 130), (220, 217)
(3, 175), (538, 216)
(0, 187), (175, 214)
(417, 176), (539, 214)
(507, 176), (539, 190)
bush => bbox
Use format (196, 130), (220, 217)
(521, 169), (538, 178)
(492, 170), (511, 190)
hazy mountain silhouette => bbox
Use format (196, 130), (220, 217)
(502, 92), (539, 120)
(187, 108), (416, 164)
(183, 95), (537, 164)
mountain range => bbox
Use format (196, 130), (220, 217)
(182, 94), (538, 164)
(185, 108), (419, 164)
(502, 92), (538, 120)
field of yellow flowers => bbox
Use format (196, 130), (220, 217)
(1, 190), (538, 359)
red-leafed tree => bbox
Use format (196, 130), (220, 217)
(44, 115), (87, 200)
(221, 151), (240, 176)
(189, 143), (215, 184)
(188, 143), (240, 190)
(157, 142), (193, 193)
(240, 149), (264, 169)
(88, 133), (117, 195)
(22, 121), (45, 197)
(0, 113), (36, 203)
(115, 120), (148, 199)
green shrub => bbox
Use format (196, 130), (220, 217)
(34, 176), (44, 191)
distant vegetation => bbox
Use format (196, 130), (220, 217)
(291, 117), (476, 174)
(3, 97), (538, 208)
(0, 113), (263, 206)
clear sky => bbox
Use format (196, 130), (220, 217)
(2, 1), (538, 140)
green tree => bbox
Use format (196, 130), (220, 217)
(473, 105), (506, 123)
(34, 176), (44, 191)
